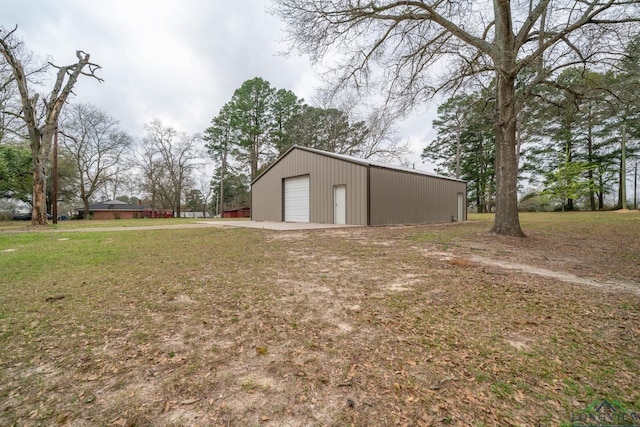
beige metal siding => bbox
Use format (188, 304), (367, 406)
(369, 167), (466, 225)
(252, 149), (368, 225)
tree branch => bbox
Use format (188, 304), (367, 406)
(516, 0), (639, 74)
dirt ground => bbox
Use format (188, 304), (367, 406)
(1, 213), (639, 426)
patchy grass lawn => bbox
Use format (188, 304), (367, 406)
(0, 212), (638, 426)
(0, 217), (244, 232)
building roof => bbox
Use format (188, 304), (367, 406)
(251, 145), (465, 185)
(78, 199), (143, 211)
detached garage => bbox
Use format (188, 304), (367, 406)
(251, 146), (466, 226)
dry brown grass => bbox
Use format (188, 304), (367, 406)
(1, 212), (639, 426)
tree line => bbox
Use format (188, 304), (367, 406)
(1, 26), (406, 221)
(422, 36), (640, 212)
(204, 77), (409, 215)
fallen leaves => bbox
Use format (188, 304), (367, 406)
(2, 215), (639, 426)
(428, 377), (456, 390)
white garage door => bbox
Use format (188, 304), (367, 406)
(284, 175), (309, 222)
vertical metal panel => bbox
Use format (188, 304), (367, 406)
(369, 167), (467, 225)
(251, 149), (368, 225)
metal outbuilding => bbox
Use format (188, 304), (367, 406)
(251, 146), (466, 226)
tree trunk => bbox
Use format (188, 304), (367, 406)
(490, 72), (525, 236)
(587, 104), (596, 211)
(478, 133), (489, 213)
(566, 140), (574, 211)
(515, 110), (523, 167)
(151, 190), (156, 219)
(31, 156), (48, 225)
(619, 123), (627, 209)
(78, 164), (89, 220)
(598, 175), (605, 210)
(588, 151), (596, 210)
(219, 150), (227, 217)
(176, 182), (182, 218)
(490, 0), (524, 237)
(83, 198), (90, 220)
(31, 124), (55, 225)
(250, 137), (259, 181)
(634, 162), (637, 210)
(455, 124), (461, 180)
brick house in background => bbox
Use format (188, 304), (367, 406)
(78, 200), (144, 220)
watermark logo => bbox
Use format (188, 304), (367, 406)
(570, 399), (640, 426)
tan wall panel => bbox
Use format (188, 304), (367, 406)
(369, 167), (466, 225)
(91, 210), (142, 220)
(252, 149), (368, 225)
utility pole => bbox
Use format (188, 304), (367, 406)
(52, 128), (58, 224)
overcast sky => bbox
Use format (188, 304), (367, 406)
(1, 0), (439, 168)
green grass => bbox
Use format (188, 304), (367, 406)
(469, 210), (640, 226)
(1, 232), (121, 280)
(491, 381), (515, 400)
(0, 216), (249, 231)
(411, 210), (640, 245)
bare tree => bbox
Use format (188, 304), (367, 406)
(273, 0), (640, 236)
(59, 103), (132, 218)
(144, 119), (198, 217)
(102, 170), (136, 202)
(0, 26), (102, 225)
(0, 59), (24, 144)
(360, 108), (411, 165)
(135, 141), (164, 218)
(193, 165), (214, 218)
